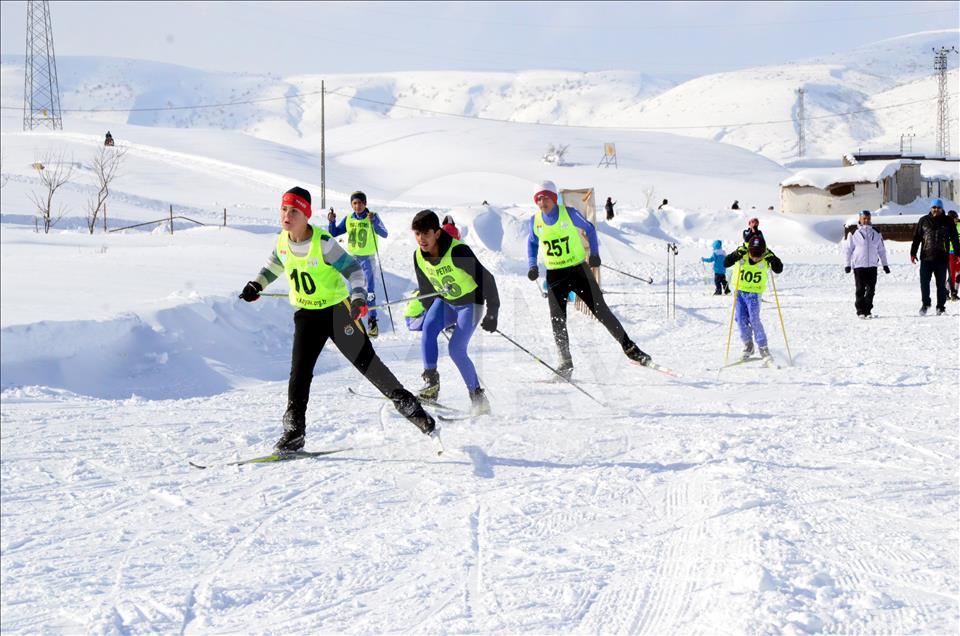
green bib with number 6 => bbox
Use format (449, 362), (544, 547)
(533, 203), (586, 270)
(345, 214), (377, 256)
(277, 227), (349, 309)
(415, 238), (478, 301)
(736, 256), (770, 294)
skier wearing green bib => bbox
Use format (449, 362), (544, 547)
(239, 187), (436, 452)
(724, 235), (784, 360)
(411, 209), (500, 415)
(327, 191), (389, 337)
(526, 180), (652, 379)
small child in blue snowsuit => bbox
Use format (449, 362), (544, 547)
(702, 239), (731, 295)
(723, 236), (784, 359)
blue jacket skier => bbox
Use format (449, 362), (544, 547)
(327, 191), (389, 337)
(724, 236), (784, 360)
(702, 239), (731, 295)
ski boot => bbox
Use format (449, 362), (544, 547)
(556, 357), (574, 381)
(758, 345), (772, 359)
(950, 291), (959, 302)
(367, 316), (379, 338)
(741, 341), (755, 360)
(274, 400), (306, 452)
(469, 387), (491, 416)
(418, 369), (440, 400)
(936, 307), (946, 316)
(390, 388), (435, 434)
(919, 304), (929, 316)
(623, 341), (652, 366)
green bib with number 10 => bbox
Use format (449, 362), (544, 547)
(533, 203), (586, 270)
(345, 214), (376, 256)
(276, 227), (349, 309)
(415, 238), (478, 301)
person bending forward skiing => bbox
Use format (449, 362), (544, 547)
(240, 186), (436, 452)
(526, 180), (652, 379)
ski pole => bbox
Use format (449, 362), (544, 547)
(770, 273), (793, 366)
(492, 329), (606, 407)
(371, 220), (395, 333)
(369, 287), (449, 311)
(601, 263), (653, 284)
(723, 262), (741, 366)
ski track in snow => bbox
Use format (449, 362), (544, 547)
(1, 268), (958, 634)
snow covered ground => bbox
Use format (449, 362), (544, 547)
(1, 26), (959, 634)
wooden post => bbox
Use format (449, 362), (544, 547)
(223, 207), (227, 227)
(321, 80), (326, 209)
(169, 204), (174, 234)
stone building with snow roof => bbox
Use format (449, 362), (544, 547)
(779, 155), (958, 215)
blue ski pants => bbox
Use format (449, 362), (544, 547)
(357, 255), (378, 318)
(735, 290), (768, 347)
(421, 301), (482, 391)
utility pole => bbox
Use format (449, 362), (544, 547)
(795, 88), (806, 159)
(933, 46), (958, 157)
(321, 80), (326, 209)
(22, 0), (62, 131)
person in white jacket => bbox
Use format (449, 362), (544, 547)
(844, 210), (890, 318)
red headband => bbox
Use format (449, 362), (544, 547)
(281, 192), (312, 219)
(534, 190), (558, 204)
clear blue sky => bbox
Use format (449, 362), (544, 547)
(1, 1), (957, 76)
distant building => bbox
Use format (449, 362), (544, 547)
(779, 154), (958, 215)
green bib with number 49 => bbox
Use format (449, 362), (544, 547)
(533, 203), (586, 270)
(345, 214), (376, 256)
(276, 227), (349, 309)
(736, 257), (770, 294)
(415, 238), (478, 301)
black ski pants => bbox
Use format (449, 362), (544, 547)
(288, 301), (403, 408)
(545, 263), (630, 363)
(919, 257), (948, 310)
(714, 273), (730, 294)
(853, 267), (878, 316)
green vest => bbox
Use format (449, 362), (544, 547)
(533, 204), (587, 269)
(735, 254), (770, 294)
(404, 293), (425, 318)
(345, 214), (377, 256)
(276, 227), (349, 310)
(414, 238), (479, 301)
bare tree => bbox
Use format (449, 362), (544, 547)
(86, 145), (127, 234)
(29, 151), (74, 234)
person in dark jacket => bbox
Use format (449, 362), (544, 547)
(742, 217), (763, 246)
(948, 210), (959, 301)
(910, 199), (960, 315)
(605, 197), (616, 220)
(731, 200), (740, 210)
(104, 131), (114, 147)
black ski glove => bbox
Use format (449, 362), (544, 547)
(481, 309), (498, 333)
(844, 266), (851, 274)
(588, 254), (601, 268)
(883, 266), (890, 274)
(240, 281), (262, 302)
(527, 266), (539, 281)
(350, 297), (369, 321)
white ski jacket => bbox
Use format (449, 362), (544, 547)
(845, 225), (889, 269)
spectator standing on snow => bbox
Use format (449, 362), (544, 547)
(742, 217), (763, 246)
(527, 180), (653, 379)
(910, 198), (960, 316)
(441, 215), (461, 240)
(605, 197), (616, 220)
(948, 210), (959, 302)
(104, 131), (114, 147)
(327, 191), (389, 337)
(702, 240), (731, 295)
(844, 210), (889, 319)
(731, 200), (740, 210)
(238, 186), (435, 452)
(724, 236), (784, 360)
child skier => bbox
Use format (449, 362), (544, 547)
(327, 191), (388, 337)
(240, 186), (436, 452)
(723, 235), (784, 360)
(527, 180), (652, 378)
(702, 239), (731, 295)
(742, 217), (763, 246)
(411, 209), (499, 415)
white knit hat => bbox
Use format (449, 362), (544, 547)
(534, 180), (558, 203)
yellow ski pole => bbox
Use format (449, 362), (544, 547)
(723, 262), (741, 365)
(770, 273), (793, 366)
